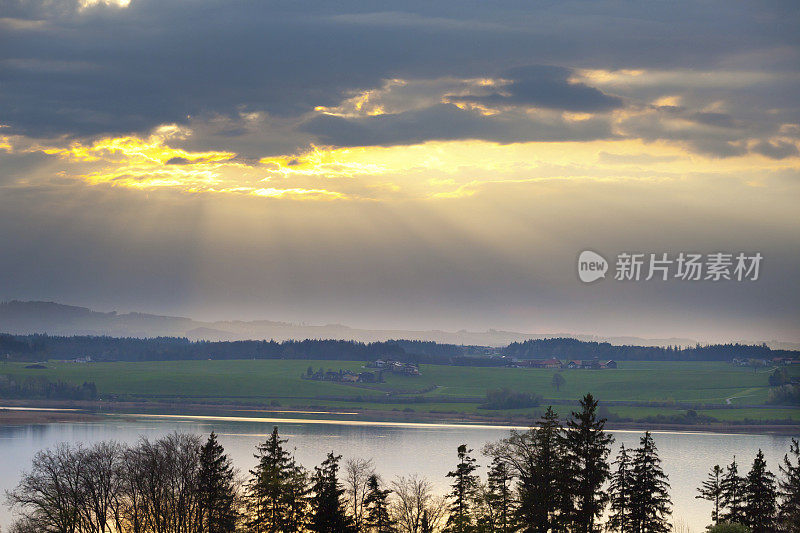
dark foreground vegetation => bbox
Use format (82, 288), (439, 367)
(0, 374), (97, 400)
(4, 395), (800, 533)
(1, 333), (798, 366)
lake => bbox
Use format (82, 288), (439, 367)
(0, 412), (795, 531)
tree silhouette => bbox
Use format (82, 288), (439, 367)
(696, 465), (724, 526)
(364, 474), (395, 533)
(484, 456), (515, 533)
(778, 438), (800, 532)
(198, 432), (238, 532)
(246, 426), (308, 532)
(444, 444), (479, 533)
(629, 432), (671, 533)
(743, 450), (777, 533)
(563, 394), (613, 532)
(721, 457), (746, 525)
(310, 452), (355, 533)
(608, 444), (633, 533)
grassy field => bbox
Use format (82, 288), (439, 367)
(2, 359), (798, 423)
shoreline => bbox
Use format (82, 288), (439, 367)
(2, 399), (799, 436)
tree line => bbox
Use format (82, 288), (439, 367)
(0, 373), (97, 400)
(2, 333), (797, 365)
(5, 395), (800, 533)
(0, 336), (463, 364)
(503, 338), (798, 363)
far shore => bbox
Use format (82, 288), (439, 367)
(2, 399), (799, 436)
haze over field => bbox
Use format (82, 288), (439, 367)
(0, 1), (798, 342)
(0, 301), (706, 348)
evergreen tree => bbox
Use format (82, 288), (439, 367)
(284, 462), (311, 533)
(310, 452), (355, 533)
(364, 474), (395, 533)
(198, 432), (239, 532)
(720, 458), (746, 525)
(444, 444), (480, 533)
(246, 426), (309, 533)
(778, 438), (800, 533)
(563, 394), (613, 532)
(485, 456), (516, 533)
(519, 406), (567, 533)
(743, 450), (777, 533)
(696, 465), (724, 526)
(608, 444), (633, 533)
(629, 432), (671, 533)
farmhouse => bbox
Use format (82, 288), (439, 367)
(368, 360), (421, 375)
(525, 358), (563, 368)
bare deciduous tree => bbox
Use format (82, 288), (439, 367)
(7, 443), (85, 533)
(346, 458), (376, 532)
(390, 475), (447, 533)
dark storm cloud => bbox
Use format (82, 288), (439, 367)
(752, 140), (800, 160)
(0, 0), (798, 139)
(302, 103), (614, 147)
(447, 65), (623, 112)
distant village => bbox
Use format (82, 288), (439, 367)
(505, 357), (617, 369)
(732, 356), (799, 367)
(304, 359), (420, 383)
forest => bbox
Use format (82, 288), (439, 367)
(4, 395), (799, 533)
(1, 333), (797, 365)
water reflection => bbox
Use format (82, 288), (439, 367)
(0, 415), (794, 532)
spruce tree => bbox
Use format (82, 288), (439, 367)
(696, 465), (724, 526)
(284, 461), (311, 533)
(198, 432), (239, 532)
(778, 438), (800, 533)
(563, 393), (613, 532)
(485, 456), (516, 533)
(444, 444), (480, 533)
(526, 406), (567, 533)
(629, 432), (671, 533)
(364, 474), (395, 533)
(720, 457), (746, 525)
(743, 449), (777, 533)
(310, 452), (355, 533)
(246, 426), (309, 533)
(608, 444), (633, 533)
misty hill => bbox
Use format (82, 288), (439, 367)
(1, 300), (795, 350)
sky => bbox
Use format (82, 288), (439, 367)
(0, 0), (799, 342)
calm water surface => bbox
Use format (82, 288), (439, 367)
(0, 413), (796, 531)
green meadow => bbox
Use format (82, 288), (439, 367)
(2, 359), (798, 423)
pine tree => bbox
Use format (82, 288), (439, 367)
(563, 394), (613, 532)
(778, 438), (800, 533)
(629, 432), (671, 533)
(444, 444), (480, 533)
(485, 456), (515, 533)
(720, 457), (746, 525)
(743, 449), (777, 533)
(364, 474), (395, 533)
(198, 432), (239, 532)
(310, 452), (355, 533)
(246, 426), (309, 533)
(696, 465), (724, 526)
(608, 444), (633, 533)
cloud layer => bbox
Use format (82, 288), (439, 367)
(0, 0), (799, 340)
